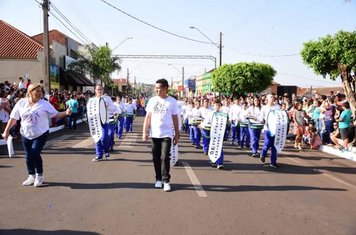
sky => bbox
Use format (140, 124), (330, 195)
(1, 0), (355, 88)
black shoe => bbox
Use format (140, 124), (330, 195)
(269, 163), (279, 169)
(217, 165), (224, 170)
(259, 155), (265, 163)
(195, 146), (202, 149)
(204, 152), (208, 155)
(252, 153), (259, 158)
(210, 161), (216, 167)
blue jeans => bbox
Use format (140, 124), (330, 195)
(21, 131), (49, 175)
(116, 116), (124, 138)
(261, 130), (277, 164)
(193, 125), (201, 147)
(67, 112), (78, 129)
(125, 116), (133, 132)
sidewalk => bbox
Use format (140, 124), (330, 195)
(319, 144), (356, 161)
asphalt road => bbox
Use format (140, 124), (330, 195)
(0, 117), (355, 235)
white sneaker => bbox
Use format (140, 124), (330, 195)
(163, 183), (171, 192)
(155, 181), (162, 188)
(34, 174), (44, 187)
(92, 157), (102, 162)
(23, 175), (35, 186)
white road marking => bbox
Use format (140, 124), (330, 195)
(182, 161), (208, 198)
(72, 137), (93, 148)
(117, 133), (139, 149)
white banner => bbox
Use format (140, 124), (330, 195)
(87, 97), (104, 143)
(170, 124), (179, 166)
(208, 112), (227, 163)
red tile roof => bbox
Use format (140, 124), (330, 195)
(0, 20), (43, 59)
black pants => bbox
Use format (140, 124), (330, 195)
(151, 137), (172, 183)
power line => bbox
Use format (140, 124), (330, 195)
(51, 3), (94, 45)
(98, 0), (213, 45)
(49, 11), (88, 45)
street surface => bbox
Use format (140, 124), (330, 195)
(0, 117), (356, 235)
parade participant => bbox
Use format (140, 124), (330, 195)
(201, 99), (226, 169)
(229, 98), (241, 146)
(199, 98), (213, 154)
(142, 78), (179, 192)
(1, 83), (71, 187)
(221, 99), (230, 141)
(91, 85), (118, 161)
(192, 100), (202, 149)
(259, 94), (281, 168)
(115, 96), (125, 139)
(247, 97), (263, 157)
(239, 101), (250, 149)
(109, 96), (120, 151)
(125, 97), (136, 133)
(292, 101), (308, 149)
(186, 100), (195, 144)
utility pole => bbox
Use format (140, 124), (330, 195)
(219, 32), (223, 66)
(42, 0), (50, 95)
(182, 66), (185, 98)
(126, 68), (130, 93)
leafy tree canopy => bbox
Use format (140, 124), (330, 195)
(212, 62), (276, 96)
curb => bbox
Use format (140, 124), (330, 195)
(319, 145), (356, 162)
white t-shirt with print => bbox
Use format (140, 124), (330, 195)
(10, 98), (58, 139)
(146, 96), (178, 138)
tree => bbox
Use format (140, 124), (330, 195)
(301, 30), (356, 113)
(211, 62), (276, 96)
(69, 45), (121, 88)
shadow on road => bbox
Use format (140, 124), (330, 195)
(45, 181), (346, 193)
(0, 229), (99, 235)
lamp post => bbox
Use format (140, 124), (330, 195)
(189, 26), (222, 67)
(168, 64), (184, 97)
(112, 37), (133, 52)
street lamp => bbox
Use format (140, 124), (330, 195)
(112, 37), (133, 52)
(189, 26), (222, 67)
(168, 64), (185, 97)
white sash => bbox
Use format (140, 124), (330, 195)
(208, 112), (227, 163)
(267, 110), (288, 153)
(170, 124), (179, 166)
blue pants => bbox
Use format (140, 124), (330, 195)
(224, 125), (230, 141)
(116, 116), (124, 138)
(193, 125), (201, 147)
(189, 125), (195, 143)
(215, 149), (224, 165)
(323, 120), (334, 144)
(202, 129), (210, 153)
(21, 131), (49, 175)
(240, 126), (250, 147)
(108, 123), (116, 150)
(183, 118), (189, 133)
(231, 123), (240, 144)
(261, 130), (277, 164)
(125, 116), (133, 132)
(248, 126), (262, 154)
(96, 123), (110, 158)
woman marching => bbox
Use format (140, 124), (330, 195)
(1, 84), (71, 187)
(247, 97), (263, 158)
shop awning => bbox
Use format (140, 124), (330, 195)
(64, 70), (94, 86)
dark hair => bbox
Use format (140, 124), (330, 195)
(156, 78), (169, 88)
(214, 99), (222, 105)
(343, 101), (350, 109)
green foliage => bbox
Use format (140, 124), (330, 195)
(301, 30), (356, 79)
(211, 62), (276, 95)
(69, 45), (121, 87)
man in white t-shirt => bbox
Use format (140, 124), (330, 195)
(142, 79), (179, 192)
